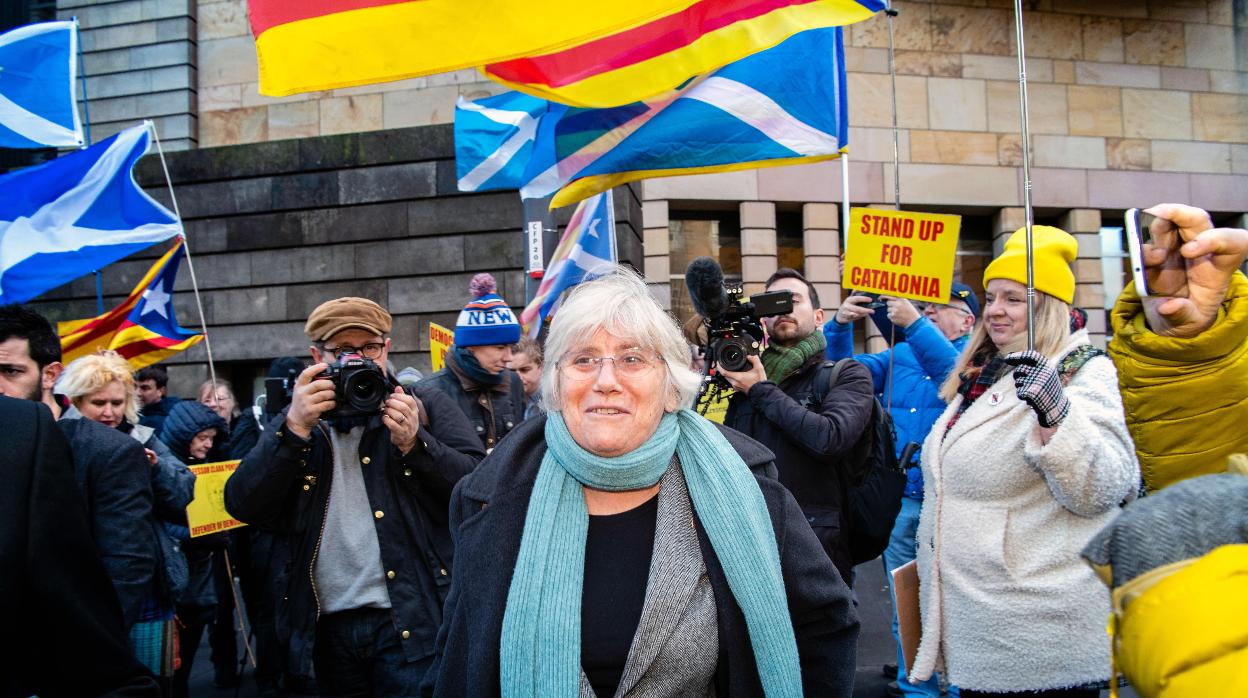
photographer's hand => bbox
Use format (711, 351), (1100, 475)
(882, 295), (921, 328)
(286, 363), (336, 439)
(835, 295), (876, 325)
(720, 354), (768, 395)
(383, 387), (420, 455)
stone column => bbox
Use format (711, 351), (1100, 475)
(642, 200), (672, 309)
(802, 203), (841, 314)
(740, 202), (777, 296)
(62, 0), (198, 150)
(992, 207), (1027, 257)
(1061, 209), (1107, 348)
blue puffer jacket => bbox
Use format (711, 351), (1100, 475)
(824, 316), (967, 499)
(159, 401), (229, 463)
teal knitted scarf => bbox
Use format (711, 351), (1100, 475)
(499, 410), (802, 697)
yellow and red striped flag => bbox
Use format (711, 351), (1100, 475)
(249, 0), (704, 97)
(483, 0), (884, 107)
(59, 239), (203, 370)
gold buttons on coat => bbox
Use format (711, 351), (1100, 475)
(403, 469), (412, 476)
(387, 570), (396, 580)
(361, 456), (371, 465)
(401, 630), (411, 639)
(374, 510), (384, 519)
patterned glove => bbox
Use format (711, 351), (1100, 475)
(1001, 350), (1070, 428)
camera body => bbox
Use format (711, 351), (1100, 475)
(319, 357), (390, 420)
(705, 286), (794, 373)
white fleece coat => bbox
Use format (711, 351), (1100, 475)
(910, 331), (1139, 692)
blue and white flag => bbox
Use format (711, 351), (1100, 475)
(453, 28), (847, 209)
(0, 123), (181, 305)
(519, 191), (616, 337)
(0, 20), (84, 148)
(454, 91), (551, 194)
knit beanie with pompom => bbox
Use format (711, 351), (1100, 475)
(454, 273), (521, 347)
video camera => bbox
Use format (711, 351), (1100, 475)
(685, 257), (794, 408)
(264, 356), (390, 420)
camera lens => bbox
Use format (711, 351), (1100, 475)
(717, 338), (750, 373)
(345, 366), (387, 413)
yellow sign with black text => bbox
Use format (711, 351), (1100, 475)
(186, 460), (245, 538)
(429, 322), (453, 373)
(844, 208), (962, 304)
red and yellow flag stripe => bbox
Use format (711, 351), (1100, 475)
(250, 0), (704, 97)
(483, 0), (880, 107)
(108, 322), (203, 371)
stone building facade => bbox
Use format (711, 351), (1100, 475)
(11, 0), (1248, 393)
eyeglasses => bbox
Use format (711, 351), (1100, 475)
(920, 303), (972, 317)
(559, 350), (664, 381)
(323, 342), (385, 360)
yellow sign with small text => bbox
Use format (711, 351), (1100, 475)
(844, 208), (962, 304)
(186, 460), (246, 537)
(429, 322), (453, 373)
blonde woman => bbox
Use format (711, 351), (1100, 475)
(909, 227), (1140, 698)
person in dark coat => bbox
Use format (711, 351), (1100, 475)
(0, 395), (161, 698)
(424, 269), (858, 698)
(135, 364), (180, 434)
(199, 378), (261, 460)
(160, 400), (233, 697)
(721, 269), (875, 583)
(418, 273), (527, 452)
(224, 296), (485, 694)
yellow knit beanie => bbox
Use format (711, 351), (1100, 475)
(983, 225), (1078, 304)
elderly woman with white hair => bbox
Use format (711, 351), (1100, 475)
(423, 268), (859, 698)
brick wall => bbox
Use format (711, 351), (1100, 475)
(29, 124), (642, 396)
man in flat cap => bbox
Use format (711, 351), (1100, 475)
(225, 297), (484, 694)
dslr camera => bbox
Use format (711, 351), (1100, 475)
(685, 257), (794, 402)
(318, 357), (390, 420)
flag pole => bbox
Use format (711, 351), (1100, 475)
(147, 120), (219, 394)
(1012, 0), (1037, 351)
(840, 153), (850, 253)
(74, 17), (106, 313)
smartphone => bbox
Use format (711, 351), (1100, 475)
(852, 290), (887, 310)
(1124, 208), (1157, 297)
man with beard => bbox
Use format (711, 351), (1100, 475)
(721, 269), (875, 584)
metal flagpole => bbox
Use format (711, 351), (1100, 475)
(882, 1), (902, 412)
(74, 17), (106, 314)
(147, 121), (219, 396)
(1012, 0), (1037, 350)
(840, 154), (850, 253)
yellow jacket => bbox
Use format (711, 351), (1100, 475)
(1109, 544), (1248, 698)
(1108, 272), (1248, 491)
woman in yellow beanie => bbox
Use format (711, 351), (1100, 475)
(908, 225), (1141, 697)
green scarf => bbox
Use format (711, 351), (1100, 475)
(499, 410), (802, 697)
(761, 330), (827, 383)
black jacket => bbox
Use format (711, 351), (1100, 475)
(423, 415), (860, 697)
(1, 397), (159, 698)
(223, 385), (485, 676)
(137, 396), (180, 434)
(724, 353), (875, 580)
(159, 400), (230, 462)
(418, 357), (527, 451)
(57, 416), (159, 629)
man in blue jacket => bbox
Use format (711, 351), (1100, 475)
(825, 283), (978, 698)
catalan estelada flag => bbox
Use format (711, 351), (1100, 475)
(59, 239), (203, 369)
(249, 0), (703, 96)
(483, 0), (883, 107)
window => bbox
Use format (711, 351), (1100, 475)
(668, 212), (741, 326)
(1100, 226), (1130, 311)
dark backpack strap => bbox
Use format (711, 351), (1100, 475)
(811, 359), (849, 406)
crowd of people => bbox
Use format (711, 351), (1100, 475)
(2, 203), (1244, 698)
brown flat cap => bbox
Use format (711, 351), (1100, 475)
(305, 297), (392, 341)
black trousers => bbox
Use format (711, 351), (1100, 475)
(960, 689), (1101, 698)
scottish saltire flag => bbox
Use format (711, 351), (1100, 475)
(455, 92), (552, 193)
(485, 0), (883, 108)
(454, 28), (848, 209)
(0, 20), (84, 148)
(59, 238), (203, 369)
(520, 191), (616, 337)
(0, 123), (181, 305)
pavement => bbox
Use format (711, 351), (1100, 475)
(188, 557), (1135, 698)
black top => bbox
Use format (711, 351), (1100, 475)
(581, 493), (659, 697)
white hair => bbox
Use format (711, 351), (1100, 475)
(540, 267), (702, 412)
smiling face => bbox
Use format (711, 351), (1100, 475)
(558, 328), (675, 458)
(763, 277), (823, 347)
(983, 278), (1029, 350)
(77, 380), (129, 429)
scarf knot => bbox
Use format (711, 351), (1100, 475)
(761, 330), (826, 383)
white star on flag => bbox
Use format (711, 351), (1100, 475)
(140, 285), (170, 319)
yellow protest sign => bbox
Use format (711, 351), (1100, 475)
(699, 388), (734, 424)
(844, 208), (962, 304)
(186, 460), (246, 537)
(429, 322), (453, 372)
